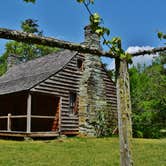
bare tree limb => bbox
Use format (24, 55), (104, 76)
(0, 27), (166, 58)
(0, 27), (116, 58)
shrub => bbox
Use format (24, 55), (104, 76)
(132, 111), (162, 138)
(90, 107), (113, 137)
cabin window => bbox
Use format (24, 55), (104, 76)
(69, 92), (77, 114)
(77, 58), (83, 70)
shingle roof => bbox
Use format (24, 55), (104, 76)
(0, 49), (77, 95)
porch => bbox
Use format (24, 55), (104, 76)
(0, 91), (61, 138)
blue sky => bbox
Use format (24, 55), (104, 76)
(0, 0), (166, 67)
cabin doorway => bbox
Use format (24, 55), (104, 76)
(31, 93), (60, 132)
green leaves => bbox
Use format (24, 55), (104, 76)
(129, 56), (166, 138)
(76, 0), (94, 4)
(110, 37), (122, 49)
(90, 13), (100, 24)
(157, 31), (166, 40)
(158, 32), (163, 39)
(95, 27), (110, 37)
(103, 37), (132, 63)
(23, 0), (36, 3)
(120, 53), (132, 63)
(89, 13), (111, 39)
(109, 37), (122, 54)
(21, 19), (40, 34)
(0, 19), (59, 75)
(77, 0), (85, 3)
(89, 13), (110, 38)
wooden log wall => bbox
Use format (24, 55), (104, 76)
(31, 54), (84, 134)
(102, 68), (117, 128)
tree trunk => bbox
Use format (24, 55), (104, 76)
(116, 58), (133, 166)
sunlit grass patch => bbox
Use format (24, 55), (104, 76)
(0, 137), (165, 166)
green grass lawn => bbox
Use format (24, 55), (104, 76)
(0, 137), (165, 166)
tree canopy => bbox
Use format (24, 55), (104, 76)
(0, 19), (58, 76)
(129, 53), (166, 138)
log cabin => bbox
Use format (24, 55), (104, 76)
(0, 25), (117, 138)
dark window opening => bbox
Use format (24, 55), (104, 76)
(77, 58), (83, 70)
(69, 92), (77, 114)
(86, 104), (90, 113)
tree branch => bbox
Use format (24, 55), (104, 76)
(0, 27), (116, 58)
(0, 27), (166, 58)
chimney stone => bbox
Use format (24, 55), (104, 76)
(82, 25), (102, 50)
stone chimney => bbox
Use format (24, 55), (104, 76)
(79, 25), (108, 136)
(7, 54), (21, 69)
(82, 25), (102, 50)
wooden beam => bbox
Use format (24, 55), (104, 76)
(115, 58), (133, 166)
(31, 115), (55, 119)
(0, 131), (59, 138)
(0, 115), (27, 119)
(26, 94), (32, 133)
(61, 131), (79, 135)
(0, 116), (8, 119)
(10, 115), (27, 118)
(0, 27), (166, 58)
(0, 27), (116, 58)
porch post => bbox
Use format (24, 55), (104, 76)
(7, 113), (12, 132)
(26, 93), (32, 133)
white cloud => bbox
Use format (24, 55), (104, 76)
(126, 46), (153, 54)
(126, 46), (159, 67)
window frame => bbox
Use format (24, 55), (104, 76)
(69, 91), (77, 114)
